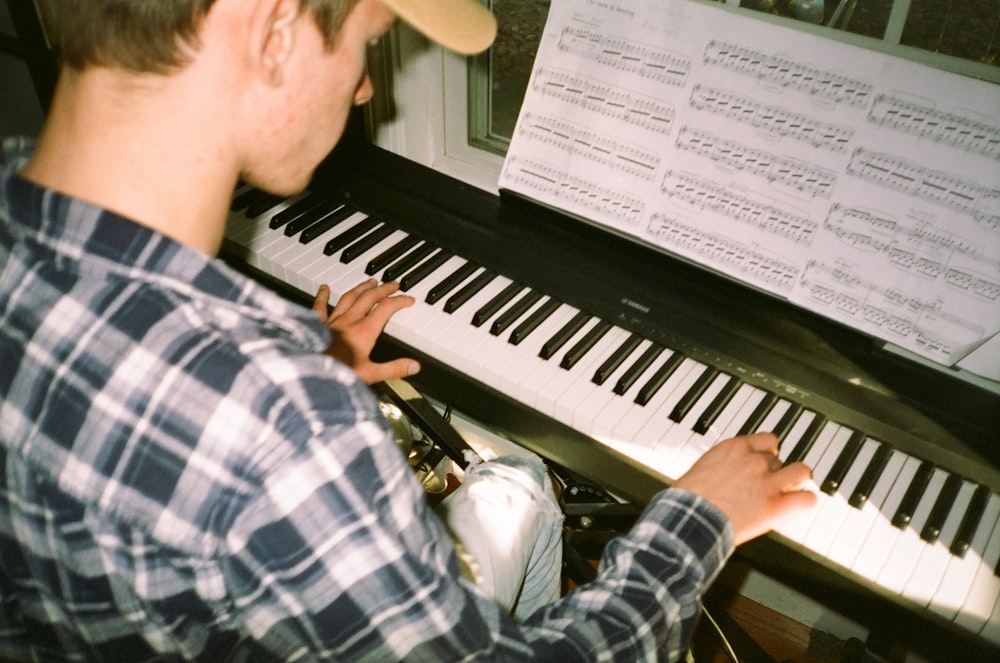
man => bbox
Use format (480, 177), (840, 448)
(0, 0), (817, 660)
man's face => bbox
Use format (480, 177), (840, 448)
(244, 0), (396, 194)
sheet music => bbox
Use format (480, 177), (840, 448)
(499, 0), (1000, 380)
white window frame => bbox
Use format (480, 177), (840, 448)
(366, 24), (504, 194)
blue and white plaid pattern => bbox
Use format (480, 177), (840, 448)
(1, 137), (734, 661)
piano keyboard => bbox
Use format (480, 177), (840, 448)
(222, 184), (1000, 650)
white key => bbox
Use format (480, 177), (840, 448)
(776, 424), (847, 542)
(653, 372), (733, 475)
(698, 382), (758, 446)
(516, 314), (594, 405)
(953, 494), (1000, 635)
(931, 493), (1000, 621)
(385, 255), (469, 346)
(550, 326), (629, 426)
(776, 410), (820, 464)
(573, 337), (654, 436)
(254, 204), (351, 285)
(477, 296), (560, 394)
(494, 303), (580, 395)
(754, 398), (792, 436)
(631, 359), (709, 450)
(876, 466), (948, 593)
(590, 344), (671, 442)
(716, 388), (768, 441)
(902, 478), (977, 606)
(601, 356), (699, 468)
(801, 437), (880, 557)
(432, 276), (517, 373)
(825, 450), (906, 570)
(850, 455), (922, 580)
(310, 229), (411, 297)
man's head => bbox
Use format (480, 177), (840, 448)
(55, 0), (496, 74)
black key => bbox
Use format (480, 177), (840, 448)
(592, 333), (643, 386)
(382, 242), (436, 282)
(341, 224), (395, 263)
(736, 392), (778, 437)
(669, 366), (719, 423)
(269, 193), (325, 229)
(820, 430), (866, 495)
(365, 236), (420, 276)
(614, 343), (664, 395)
(950, 484), (991, 558)
(400, 249), (452, 292)
(246, 194), (285, 218)
(540, 312), (591, 360)
(921, 473), (964, 544)
(323, 216), (380, 255)
(772, 403), (803, 443)
(509, 298), (561, 345)
(693, 375), (741, 435)
(444, 269), (497, 313)
(427, 262), (479, 305)
(299, 205), (358, 243)
(891, 460), (935, 529)
(231, 187), (270, 211)
(285, 201), (345, 236)
(491, 290), (542, 336)
(635, 351), (684, 406)
(848, 442), (893, 509)
(472, 282), (524, 327)
(560, 320), (612, 370)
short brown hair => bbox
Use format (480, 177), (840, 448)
(55, 0), (360, 73)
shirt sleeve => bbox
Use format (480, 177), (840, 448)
(221, 384), (733, 662)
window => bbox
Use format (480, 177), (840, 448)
(368, 0), (999, 193)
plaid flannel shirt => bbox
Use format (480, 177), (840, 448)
(0, 137), (734, 662)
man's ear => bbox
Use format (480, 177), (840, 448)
(251, 0), (300, 86)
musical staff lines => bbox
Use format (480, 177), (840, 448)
(703, 40), (872, 108)
(847, 148), (1000, 230)
(825, 206), (1000, 297)
(868, 94), (1000, 160)
(647, 213), (798, 291)
(533, 68), (675, 135)
(661, 171), (817, 245)
(689, 85), (853, 153)
(519, 113), (661, 181)
(801, 260), (989, 359)
(503, 156), (644, 226)
(676, 126), (837, 199)
(824, 205), (896, 253)
(559, 27), (691, 88)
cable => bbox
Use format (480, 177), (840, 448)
(700, 605), (740, 663)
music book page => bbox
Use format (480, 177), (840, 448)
(499, 0), (1000, 381)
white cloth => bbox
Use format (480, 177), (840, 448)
(436, 455), (564, 621)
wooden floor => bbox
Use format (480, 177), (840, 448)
(691, 585), (846, 663)
(562, 533), (857, 663)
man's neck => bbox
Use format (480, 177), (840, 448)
(20, 65), (242, 256)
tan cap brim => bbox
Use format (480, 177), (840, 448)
(380, 0), (498, 55)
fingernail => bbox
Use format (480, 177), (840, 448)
(408, 361), (420, 376)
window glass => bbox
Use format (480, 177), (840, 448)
(901, 0), (1000, 65)
(490, 0), (550, 139)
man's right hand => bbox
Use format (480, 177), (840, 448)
(673, 433), (817, 545)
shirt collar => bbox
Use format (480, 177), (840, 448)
(1, 136), (330, 353)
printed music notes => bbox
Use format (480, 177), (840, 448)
(499, 0), (1000, 378)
